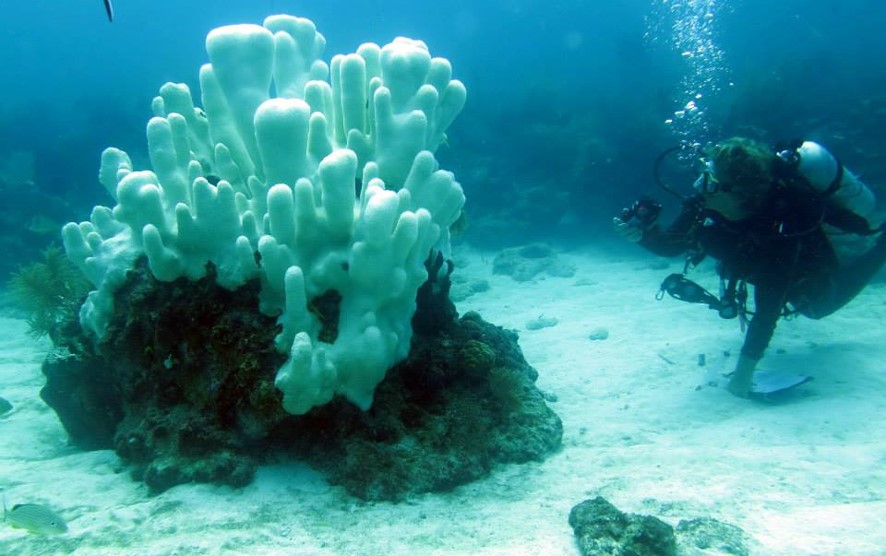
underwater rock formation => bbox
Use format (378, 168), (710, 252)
(39, 13), (560, 501)
(569, 496), (677, 556)
(42, 255), (562, 499)
(492, 243), (576, 282)
(568, 497), (752, 556)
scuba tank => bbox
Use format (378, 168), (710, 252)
(788, 141), (876, 222)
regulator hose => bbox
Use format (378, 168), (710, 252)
(653, 145), (692, 201)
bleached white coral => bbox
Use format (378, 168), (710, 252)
(62, 14), (467, 415)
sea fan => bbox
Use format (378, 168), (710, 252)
(8, 245), (90, 339)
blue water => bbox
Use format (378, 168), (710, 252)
(1, 4), (884, 553)
(0, 0), (884, 251)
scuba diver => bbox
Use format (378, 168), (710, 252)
(614, 137), (886, 398)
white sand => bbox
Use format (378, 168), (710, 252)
(1, 243), (884, 555)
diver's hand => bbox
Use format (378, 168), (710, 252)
(612, 217), (644, 242)
(613, 197), (660, 242)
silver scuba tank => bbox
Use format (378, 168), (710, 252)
(796, 141), (876, 220)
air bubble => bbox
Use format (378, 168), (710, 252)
(647, 0), (731, 153)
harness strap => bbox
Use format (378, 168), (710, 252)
(821, 156), (844, 197)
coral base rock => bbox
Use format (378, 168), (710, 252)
(42, 258), (562, 500)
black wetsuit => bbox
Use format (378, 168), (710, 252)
(640, 187), (885, 360)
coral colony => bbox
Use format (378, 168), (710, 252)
(63, 15), (467, 415)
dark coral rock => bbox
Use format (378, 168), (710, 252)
(42, 254), (562, 499)
(40, 349), (122, 450)
(103, 262), (286, 491)
(41, 258), (286, 491)
(492, 243), (576, 282)
(142, 451), (255, 493)
(38, 288), (120, 450)
(278, 309), (563, 501)
(412, 250), (458, 335)
(675, 517), (751, 556)
(0, 395), (13, 416)
(569, 496), (677, 556)
(457, 339), (497, 378)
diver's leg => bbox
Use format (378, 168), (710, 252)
(727, 354), (759, 398)
(805, 234), (886, 319)
(728, 285), (783, 398)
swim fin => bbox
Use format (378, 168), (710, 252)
(750, 370), (812, 395)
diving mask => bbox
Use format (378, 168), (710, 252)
(692, 159), (730, 194)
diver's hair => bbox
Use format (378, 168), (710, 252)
(707, 137), (774, 211)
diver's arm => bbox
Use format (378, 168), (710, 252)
(638, 224), (690, 256)
(637, 198), (702, 257)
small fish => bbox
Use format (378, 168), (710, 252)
(103, 0), (114, 22)
(3, 501), (68, 535)
(25, 214), (63, 236)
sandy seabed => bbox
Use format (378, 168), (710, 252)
(1, 242), (884, 555)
